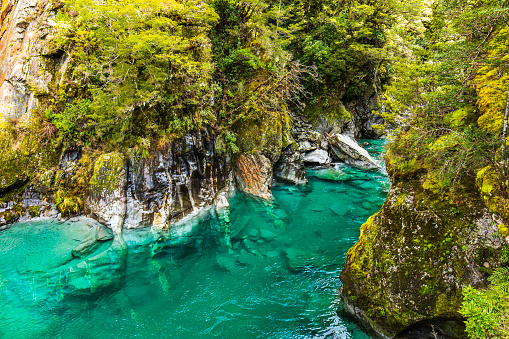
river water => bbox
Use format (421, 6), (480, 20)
(0, 140), (388, 339)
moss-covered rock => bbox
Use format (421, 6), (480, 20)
(476, 165), (509, 220)
(234, 111), (293, 198)
(340, 178), (503, 338)
(85, 153), (126, 234)
(234, 111), (293, 164)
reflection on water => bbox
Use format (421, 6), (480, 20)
(0, 140), (388, 339)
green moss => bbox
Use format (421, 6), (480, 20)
(386, 149), (425, 179)
(476, 165), (509, 219)
(303, 97), (351, 123)
(234, 111), (289, 163)
(498, 224), (509, 237)
(53, 152), (95, 217)
(341, 172), (489, 336)
(28, 206), (41, 218)
(89, 153), (125, 194)
(444, 105), (477, 128)
(3, 210), (16, 222)
(436, 291), (463, 317)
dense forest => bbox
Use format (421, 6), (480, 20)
(1, 0), (509, 337)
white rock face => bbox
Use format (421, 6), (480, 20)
(302, 149), (331, 165)
(329, 133), (381, 170)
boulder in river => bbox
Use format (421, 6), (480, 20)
(302, 149), (331, 165)
(328, 133), (381, 170)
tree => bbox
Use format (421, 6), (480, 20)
(52, 0), (219, 147)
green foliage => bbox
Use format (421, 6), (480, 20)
(461, 266), (509, 338)
(223, 130), (240, 154)
(489, 267), (509, 294)
(281, 0), (415, 113)
(460, 285), (504, 339)
(54, 0), (219, 148)
(384, 0), (509, 200)
(45, 100), (92, 142)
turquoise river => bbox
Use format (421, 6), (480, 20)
(0, 140), (389, 339)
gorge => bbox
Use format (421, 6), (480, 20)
(0, 141), (388, 339)
(1, 0), (509, 338)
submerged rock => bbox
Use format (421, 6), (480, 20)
(216, 255), (237, 272)
(259, 228), (277, 242)
(237, 251), (258, 266)
(71, 224), (113, 259)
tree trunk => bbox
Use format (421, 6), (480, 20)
(503, 92), (509, 158)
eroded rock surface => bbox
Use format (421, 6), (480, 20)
(83, 131), (226, 234)
(235, 153), (273, 200)
(85, 152), (127, 235)
(274, 144), (307, 185)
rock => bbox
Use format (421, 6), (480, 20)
(328, 133), (380, 170)
(340, 181), (503, 338)
(285, 247), (314, 271)
(72, 223), (114, 258)
(0, 0), (64, 120)
(266, 250), (280, 258)
(245, 228), (259, 240)
(307, 131), (323, 144)
(274, 144), (307, 185)
(123, 130), (225, 231)
(214, 189), (230, 216)
(329, 203), (349, 216)
(233, 111), (293, 198)
(298, 140), (315, 152)
(259, 228), (277, 242)
(72, 235), (99, 258)
(216, 255), (237, 272)
(85, 153), (127, 235)
(230, 215), (250, 239)
(361, 201), (372, 210)
(309, 166), (351, 181)
(302, 149), (331, 165)
(243, 239), (260, 255)
(96, 225), (114, 241)
(237, 252), (258, 266)
(235, 153), (273, 200)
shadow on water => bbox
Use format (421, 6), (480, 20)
(0, 139), (389, 339)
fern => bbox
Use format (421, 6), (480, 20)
(489, 267), (509, 294)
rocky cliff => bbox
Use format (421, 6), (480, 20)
(0, 0), (387, 233)
(340, 148), (506, 338)
(0, 0), (63, 119)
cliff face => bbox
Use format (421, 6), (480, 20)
(340, 157), (504, 338)
(0, 0), (385, 237)
(0, 0), (64, 119)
